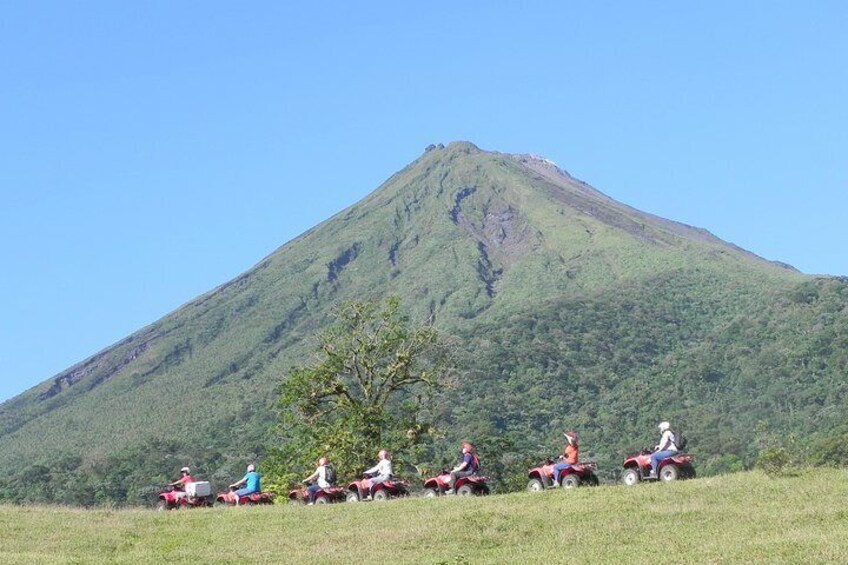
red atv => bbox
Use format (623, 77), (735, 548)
(288, 482), (347, 505)
(526, 459), (600, 492)
(422, 470), (490, 497)
(345, 473), (410, 502)
(215, 486), (276, 506)
(156, 482), (215, 510)
(621, 449), (696, 485)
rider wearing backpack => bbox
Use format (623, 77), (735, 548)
(447, 441), (479, 494)
(649, 421), (679, 478)
(303, 457), (334, 505)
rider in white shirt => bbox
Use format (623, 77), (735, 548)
(362, 449), (393, 499)
(303, 457), (333, 504)
(650, 421), (679, 478)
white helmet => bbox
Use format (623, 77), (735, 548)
(180, 467), (190, 474)
(658, 421), (671, 432)
(247, 464), (256, 472)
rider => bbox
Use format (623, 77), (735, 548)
(447, 441), (479, 494)
(650, 421), (679, 479)
(361, 449), (393, 499)
(552, 431), (579, 487)
(229, 463), (261, 504)
(170, 466), (195, 500)
(303, 457), (333, 505)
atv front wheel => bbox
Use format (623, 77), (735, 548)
(314, 495), (329, 505)
(621, 468), (640, 486)
(457, 485), (474, 496)
(423, 488), (438, 498)
(156, 500), (168, 512)
(526, 478), (544, 493)
(346, 492), (360, 503)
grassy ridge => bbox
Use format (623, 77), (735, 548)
(2, 469), (847, 564)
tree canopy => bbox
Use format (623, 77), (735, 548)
(266, 297), (453, 489)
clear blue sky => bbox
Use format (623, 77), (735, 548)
(1, 2), (846, 402)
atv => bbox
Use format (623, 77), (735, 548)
(215, 486), (276, 506)
(621, 448), (696, 485)
(156, 483), (215, 510)
(345, 473), (410, 502)
(526, 458), (600, 492)
(288, 482), (347, 505)
(422, 470), (490, 497)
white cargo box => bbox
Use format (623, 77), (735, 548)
(186, 481), (211, 497)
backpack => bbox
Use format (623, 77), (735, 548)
(674, 430), (688, 451)
(324, 464), (336, 485)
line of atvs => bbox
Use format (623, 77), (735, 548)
(286, 469), (492, 505)
(156, 450), (695, 510)
(527, 449), (695, 492)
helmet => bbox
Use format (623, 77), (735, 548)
(658, 421), (671, 432)
(180, 467), (190, 474)
(246, 464), (255, 472)
(563, 431), (578, 445)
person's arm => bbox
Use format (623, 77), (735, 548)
(229, 475), (247, 489)
(303, 470), (318, 483)
(364, 463), (379, 475)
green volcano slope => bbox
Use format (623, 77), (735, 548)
(1, 142), (845, 504)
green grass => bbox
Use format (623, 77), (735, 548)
(2, 469), (847, 564)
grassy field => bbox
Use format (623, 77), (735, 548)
(2, 469), (847, 564)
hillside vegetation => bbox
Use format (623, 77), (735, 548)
(2, 470), (847, 564)
(1, 141), (846, 505)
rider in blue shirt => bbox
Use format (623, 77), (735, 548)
(229, 463), (261, 504)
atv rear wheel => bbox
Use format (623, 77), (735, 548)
(526, 478), (544, 493)
(562, 475), (581, 489)
(457, 484), (474, 496)
(372, 489), (389, 501)
(346, 492), (360, 503)
(660, 464), (679, 482)
(621, 468), (640, 486)
(585, 474), (600, 487)
(423, 488), (438, 498)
